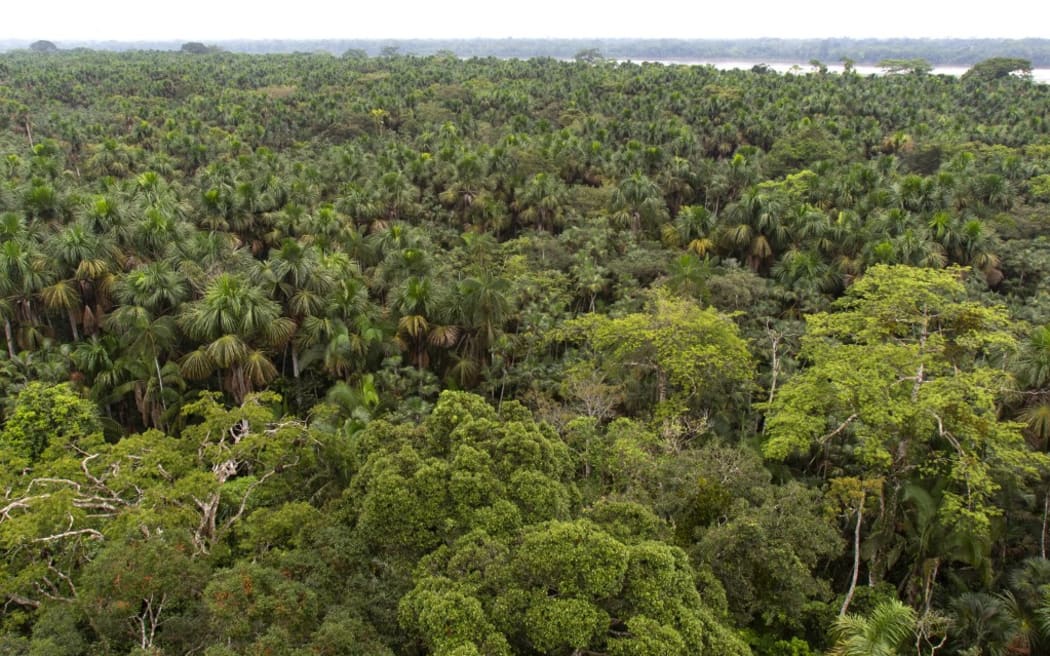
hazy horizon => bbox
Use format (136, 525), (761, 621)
(3, 0), (1047, 42)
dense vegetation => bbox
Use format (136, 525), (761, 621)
(1, 49), (1050, 655)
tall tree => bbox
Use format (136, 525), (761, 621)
(765, 265), (1047, 588)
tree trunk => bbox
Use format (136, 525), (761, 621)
(154, 357), (166, 410)
(764, 324), (782, 434)
(67, 308), (79, 341)
(656, 368), (668, 406)
(195, 492), (219, 553)
(1042, 488), (1049, 560)
(4, 318), (14, 358)
(840, 499), (864, 615)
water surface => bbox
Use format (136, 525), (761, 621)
(634, 59), (1050, 82)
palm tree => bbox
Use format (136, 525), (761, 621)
(131, 205), (191, 260)
(71, 334), (120, 395)
(393, 276), (445, 370)
(0, 298), (16, 358)
(259, 239), (338, 378)
(1001, 558), (1050, 652)
(515, 172), (568, 233)
(948, 592), (1020, 656)
(438, 153), (496, 230)
(772, 248), (839, 313)
(1011, 326), (1050, 559)
(665, 253), (714, 301)
(611, 173), (668, 237)
(85, 138), (136, 178)
(103, 304), (180, 423)
(0, 238), (53, 350)
(957, 217), (1003, 283)
(337, 184), (381, 234)
(787, 204), (835, 255)
(828, 599), (916, 656)
(451, 274), (511, 374)
(458, 231), (499, 275)
(109, 357), (186, 431)
(899, 482), (992, 611)
(570, 257), (610, 313)
(295, 273), (389, 380)
(299, 205), (354, 254)
(662, 205), (717, 256)
(178, 273), (293, 403)
(971, 173), (1014, 211)
(375, 170), (419, 222)
(114, 260), (190, 315)
(658, 155), (697, 215)
(390, 272), (459, 371)
(43, 219), (119, 340)
(38, 278), (82, 340)
(1018, 325), (1050, 385)
(723, 186), (790, 273)
(49, 220), (104, 274)
(80, 193), (132, 245)
(895, 174), (938, 214)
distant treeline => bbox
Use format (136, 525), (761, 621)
(5, 37), (1050, 65)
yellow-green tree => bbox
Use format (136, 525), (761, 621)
(765, 265), (1047, 582)
(557, 292), (753, 439)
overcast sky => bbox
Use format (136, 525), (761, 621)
(4, 0), (1046, 41)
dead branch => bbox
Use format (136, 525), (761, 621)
(31, 528), (104, 543)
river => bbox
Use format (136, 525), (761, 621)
(628, 59), (1050, 83)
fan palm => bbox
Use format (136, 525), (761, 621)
(178, 273), (292, 402)
(948, 592), (1020, 656)
(828, 599), (916, 656)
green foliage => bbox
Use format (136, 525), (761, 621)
(204, 561), (320, 650)
(765, 265), (1045, 538)
(1029, 174), (1050, 203)
(1, 46), (1050, 656)
(0, 381), (102, 463)
(349, 394), (752, 654)
(747, 633), (818, 656)
(515, 520), (629, 598)
(693, 481), (842, 627)
(876, 59), (932, 75)
(963, 57), (1033, 82)
(28, 41), (58, 54)
(767, 121), (848, 175)
(402, 520), (748, 656)
(574, 48), (605, 64)
(558, 292), (753, 431)
(947, 592), (1020, 656)
(828, 599), (916, 656)
(79, 535), (207, 653)
(348, 391), (576, 556)
(307, 607), (396, 656)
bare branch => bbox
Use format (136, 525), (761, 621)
(927, 410), (965, 455)
(821, 414), (860, 445)
(5, 593), (40, 609)
(80, 453), (105, 487)
(27, 477), (83, 493)
(0, 494), (51, 520)
(809, 414), (859, 470)
(47, 561), (78, 599)
(31, 528), (104, 543)
(156, 463), (174, 482)
(229, 418), (250, 444)
(221, 457), (300, 533)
